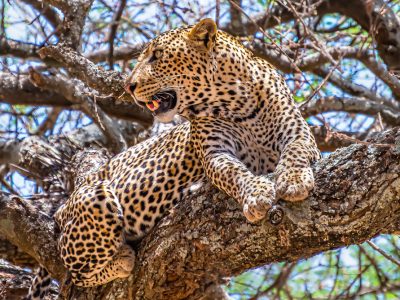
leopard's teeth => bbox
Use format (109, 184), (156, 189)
(146, 102), (155, 111)
(146, 100), (160, 111)
(152, 100), (160, 110)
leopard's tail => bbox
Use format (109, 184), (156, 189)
(24, 267), (52, 300)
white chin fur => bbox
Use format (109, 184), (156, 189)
(155, 109), (176, 123)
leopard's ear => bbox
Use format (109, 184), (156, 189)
(187, 18), (217, 51)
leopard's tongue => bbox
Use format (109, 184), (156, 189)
(146, 100), (160, 111)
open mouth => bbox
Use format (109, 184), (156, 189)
(145, 90), (177, 114)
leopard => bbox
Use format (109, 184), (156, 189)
(124, 18), (320, 213)
(26, 18), (320, 299)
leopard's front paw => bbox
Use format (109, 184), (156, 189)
(276, 167), (314, 202)
(242, 177), (275, 223)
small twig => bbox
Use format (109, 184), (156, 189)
(227, 0), (302, 74)
(377, 113), (384, 131)
(330, 130), (393, 148)
(300, 57), (343, 107)
(367, 241), (400, 267)
(215, 0), (220, 27)
(93, 95), (105, 131)
(107, 0), (127, 70)
(0, 0), (5, 40)
(36, 107), (63, 135)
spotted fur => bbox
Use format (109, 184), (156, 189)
(27, 19), (320, 297)
(24, 268), (52, 300)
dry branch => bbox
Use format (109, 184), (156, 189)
(41, 0), (94, 48)
(86, 45), (143, 63)
(0, 39), (41, 60)
(0, 237), (37, 268)
(38, 44), (128, 96)
(0, 72), (153, 126)
(302, 96), (400, 126)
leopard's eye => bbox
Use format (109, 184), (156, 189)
(155, 49), (163, 58)
(148, 49), (163, 63)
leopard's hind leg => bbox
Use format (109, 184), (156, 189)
(56, 182), (135, 287)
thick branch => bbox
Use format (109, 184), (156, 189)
(0, 72), (69, 106)
(39, 45), (130, 98)
(38, 44), (125, 95)
(0, 236), (37, 268)
(302, 96), (400, 126)
(0, 73), (153, 126)
(41, 0), (94, 48)
(310, 126), (369, 152)
(0, 121), (146, 170)
(0, 192), (65, 280)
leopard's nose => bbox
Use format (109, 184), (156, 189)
(125, 82), (137, 94)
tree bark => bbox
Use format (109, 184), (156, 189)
(0, 260), (58, 300)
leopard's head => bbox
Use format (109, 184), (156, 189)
(125, 19), (259, 122)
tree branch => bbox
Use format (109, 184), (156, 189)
(86, 44), (143, 63)
(0, 192), (65, 281)
(0, 72), (153, 126)
(0, 39), (41, 60)
(358, 54), (400, 100)
(0, 236), (37, 268)
(28, 70), (127, 152)
(41, 0), (94, 48)
(250, 42), (400, 105)
(19, 0), (62, 31)
(301, 96), (400, 126)
(313, 67), (397, 110)
(38, 44), (130, 98)
(106, 0), (127, 70)
(124, 127), (400, 299)
(0, 72), (69, 107)
(227, 0), (243, 33)
(310, 126), (370, 152)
